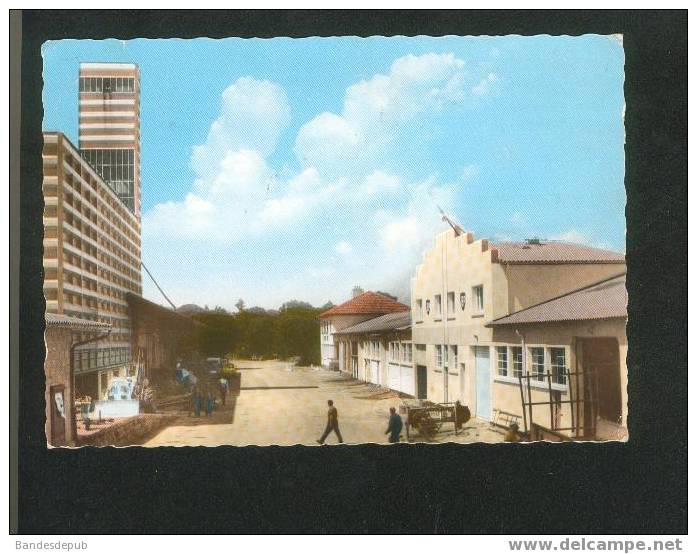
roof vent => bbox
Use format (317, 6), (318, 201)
(525, 237), (543, 246)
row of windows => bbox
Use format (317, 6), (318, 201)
(62, 151), (140, 240)
(62, 207), (141, 273)
(430, 344), (568, 386)
(321, 321), (331, 341)
(388, 342), (413, 364)
(496, 346), (566, 385)
(435, 344), (459, 368)
(415, 285), (484, 321)
(363, 340), (381, 358)
(81, 149), (136, 212)
(79, 77), (135, 93)
(74, 346), (131, 374)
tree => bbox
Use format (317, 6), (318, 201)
(235, 298), (246, 312)
(280, 299), (314, 311)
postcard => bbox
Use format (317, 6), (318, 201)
(40, 35), (627, 447)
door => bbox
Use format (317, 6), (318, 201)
(475, 346), (491, 420)
(459, 363), (466, 403)
(583, 338), (621, 424)
(417, 365), (428, 399)
(371, 360), (380, 385)
(351, 357), (358, 379)
(401, 365), (415, 397)
(388, 363), (400, 391)
(50, 384), (67, 446)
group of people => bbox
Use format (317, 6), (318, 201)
(189, 378), (229, 417)
(316, 400), (403, 445)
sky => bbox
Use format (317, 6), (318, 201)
(42, 35), (626, 310)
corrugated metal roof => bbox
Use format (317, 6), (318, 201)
(334, 311), (412, 335)
(45, 312), (112, 331)
(320, 291), (409, 318)
(493, 241), (625, 264)
(488, 274), (627, 326)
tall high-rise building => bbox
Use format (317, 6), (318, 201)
(43, 131), (143, 399)
(78, 62), (141, 219)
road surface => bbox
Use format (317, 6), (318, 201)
(144, 359), (503, 447)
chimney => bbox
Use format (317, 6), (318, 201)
(352, 286), (364, 298)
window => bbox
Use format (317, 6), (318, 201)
(550, 347), (567, 385)
(497, 346), (508, 377)
(80, 77), (134, 94)
(434, 294), (442, 317)
(416, 299), (423, 321)
(447, 292), (455, 316)
(473, 285), (484, 313)
(392, 342), (401, 362)
(531, 347), (545, 381)
(511, 347), (523, 379)
(435, 345), (443, 368)
(81, 148), (136, 212)
(403, 343), (412, 363)
(450, 345), (458, 367)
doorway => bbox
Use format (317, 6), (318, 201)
(417, 365), (428, 399)
(49, 384), (67, 446)
(474, 346), (491, 420)
(581, 337), (622, 424)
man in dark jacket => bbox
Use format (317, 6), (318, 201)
(385, 407), (403, 443)
(317, 400), (343, 444)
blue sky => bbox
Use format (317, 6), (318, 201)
(42, 35), (625, 309)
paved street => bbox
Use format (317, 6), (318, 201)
(144, 359), (504, 447)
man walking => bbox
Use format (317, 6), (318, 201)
(218, 378), (229, 406)
(317, 400), (343, 444)
(385, 407), (403, 443)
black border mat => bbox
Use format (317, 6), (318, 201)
(14, 10), (687, 534)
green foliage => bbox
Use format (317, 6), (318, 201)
(193, 301), (321, 365)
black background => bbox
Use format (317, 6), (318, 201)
(16, 10), (687, 534)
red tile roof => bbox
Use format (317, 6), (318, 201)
(493, 241), (625, 264)
(488, 273), (627, 326)
(320, 292), (409, 318)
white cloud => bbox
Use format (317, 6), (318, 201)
(190, 77), (290, 178)
(510, 211), (525, 224)
(334, 241), (353, 255)
(294, 52), (489, 178)
(550, 230), (590, 244)
(461, 164), (479, 181)
(142, 55), (487, 308)
(472, 72), (499, 96)
(362, 170), (401, 195)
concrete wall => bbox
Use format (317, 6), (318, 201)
(491, 318), (628, 437)
(499, 264), (626, 316)
(410, 229), (628, 437)
(411, 231), (501, 409)
(45, 327), (75, 446)
(336, 330), (412, 392)
(320, 314), (378, 367)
